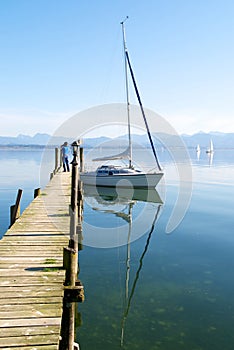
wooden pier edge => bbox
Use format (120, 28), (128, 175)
(0, 170), (72, 349)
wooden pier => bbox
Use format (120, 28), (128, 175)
(0, 171), (72, 349)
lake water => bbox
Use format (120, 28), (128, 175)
(0, 146), (234, 349)
(0, 147), (54, 237)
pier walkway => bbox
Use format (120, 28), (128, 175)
(0, 171), (71, 349)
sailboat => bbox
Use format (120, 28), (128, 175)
(206, 139), (214, 154)
(80, 19), (163, 189)
(196, 144), (201, 160)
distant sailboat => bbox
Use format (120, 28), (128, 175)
(206, 139), (214, 154)
(196, 144), (201, 160)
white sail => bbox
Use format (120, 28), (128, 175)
(206, 139), (214, 154)
(196, 144), (200, 152)
(92, 146), (130, 162)
(210, 140), (214, 152)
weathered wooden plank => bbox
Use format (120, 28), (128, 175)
(0, 296), (62, 305)
(0, 284), (63, 293)
(0, 247), (65, 252)
(0, 252), (63, 257)
(0, 253), (64, 259)
(0, 277), (64, 285)
(0, 263), (63, 269)
(0, 345), (58, 350)
(2, 231), (68, 236)
(3, 228), (68, 234)
(0, 303), (61, 312)
(0, 265), (63, 270)
(0, 317), (61, 328)
(0, 286), (63, 292)
(0, 334), (59, 347)
(0, 290), (63, 299)
(0, 270), (65, 277)
(0, 284), (63, 291)
(0, 239), (68, 244)
(0, 245), (66, 249)
(0, 256), (62, 262)
(0, 325), (60, 337)
(0, 305), (62, 318)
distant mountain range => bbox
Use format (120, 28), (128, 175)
(0, 132), (234, 149)
(0, 133), (51, 146)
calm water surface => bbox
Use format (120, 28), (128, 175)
(0, 147), (234, 349)
(78, 148), (234, 350)
(0, 147), (54, 236)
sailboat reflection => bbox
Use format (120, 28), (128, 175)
(120, 203), (161, 347)
(83, 185), (163, 205)
(83, 184), (162, 346)
(208, 152), (214, 166)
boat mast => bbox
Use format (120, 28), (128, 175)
(121, 17), (132, 169)
(121, 18), (162, 171)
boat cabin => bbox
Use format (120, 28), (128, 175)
(96, 165), (140, 176)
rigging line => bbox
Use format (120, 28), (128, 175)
(125, 50), (162, 171)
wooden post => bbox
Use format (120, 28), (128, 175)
(60, 141), (85, 350)
(77, 179), (83, 251)
(64, 142), (79, 350)
(55, 147), (60, 173)
(78, 179), (83, 219)
(79, 147), (84, 172)
(34, 188), (41, 198)
(60, 146), (63, 168)
(67, 302), (76, 350)
(68, 155), (78, 284)
(59, 299), (76, 350)
(63, 246), (78, 287)
(10, 189), (23, 227)
(77, 223), (83, 251)
(71, 164), (78, 213)
(10, 206), (16, 227)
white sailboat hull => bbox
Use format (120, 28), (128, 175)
(80, 171), (163, 189)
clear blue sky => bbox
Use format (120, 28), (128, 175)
(0, 0), (234, 136)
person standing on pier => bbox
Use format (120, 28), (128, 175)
(61, 142), (70, 172)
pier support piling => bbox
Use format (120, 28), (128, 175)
(34, 187), (41, 198)
(55, 147), (60, 172)
(79, 147), (84, 172)
(60, 140), (84, 350)
(10, 188), (23, 227)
